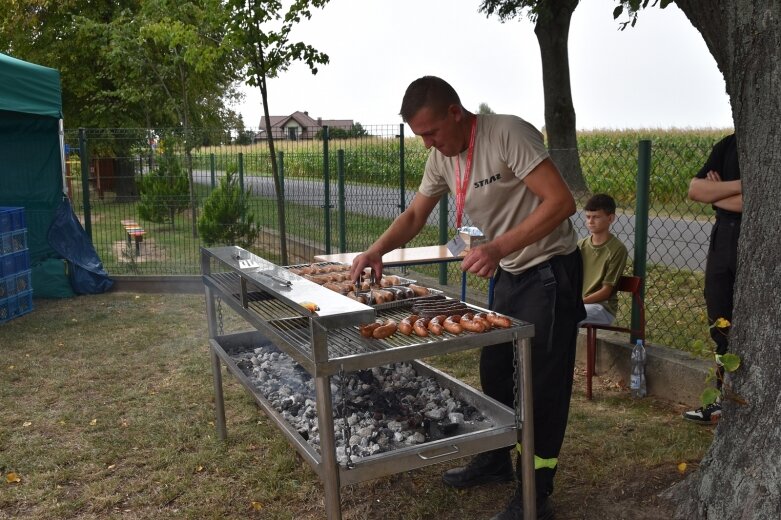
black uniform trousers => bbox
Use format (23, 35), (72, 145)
(481, 248), (586, 498)
(705, 216), (740, 389)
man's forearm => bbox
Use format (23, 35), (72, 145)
(688, 178), (742, 203)
(713, 193), (743, 213)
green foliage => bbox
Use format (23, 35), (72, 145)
(197, 168), (260, 248)
(315, 123), (369, 139)
(137, 149), (190, 227)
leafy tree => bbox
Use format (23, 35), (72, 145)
(478, 102), (496, 115)
(227, 0), (330, 264)
(480, 0), (586, 192)
(197, 167), (260, 248)
(315, 123), (369, 139)
(137, 147), (190, 229)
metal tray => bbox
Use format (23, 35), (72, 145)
(211, 330), (517, 486)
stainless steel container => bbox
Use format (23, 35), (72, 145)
(201, 246), (538, 520)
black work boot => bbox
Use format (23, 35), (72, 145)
(442, 449), (514, 489)
(489, 487), (554, 520)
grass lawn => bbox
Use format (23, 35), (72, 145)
(0, 293), (713, 519)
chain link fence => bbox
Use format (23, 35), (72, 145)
(63, 126), (725, 353)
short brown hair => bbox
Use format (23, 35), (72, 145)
(584, 193), (617, 214)
(399, 76), (461, 122)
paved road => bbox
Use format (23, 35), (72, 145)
(193, 170), (711, 271)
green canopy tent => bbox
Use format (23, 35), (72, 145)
(0, 52), (74, 297)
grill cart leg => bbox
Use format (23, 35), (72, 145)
(518, 335), (536, 520)
(205, 286), (227, 441)
(314, 373), (342, 519)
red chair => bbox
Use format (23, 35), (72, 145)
(581, 275), (645, 399)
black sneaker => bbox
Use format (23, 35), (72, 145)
(442, 450), (514, 489)
(489, 488), (554, 520)
(682, 401), (722, 424)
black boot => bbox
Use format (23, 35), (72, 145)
(442, 449), (514, 489)
(489, 487), (554, 520)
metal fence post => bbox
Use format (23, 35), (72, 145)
(439, 195), (449, 285)
(337, 149), (346, 252)
(399, 123), (406, 213)
(278, 151), (285, 200)
(238, 152), (244, 192)
(323, 126), (331, 255)
(210, 153), (216, 189)
(634, 140), (651, 339)
(78, 128), (92, 241)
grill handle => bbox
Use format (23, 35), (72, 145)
(417, 445), (460, 460)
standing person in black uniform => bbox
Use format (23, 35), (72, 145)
(683, 133), (741, 423)
(350, 76), (585, 519)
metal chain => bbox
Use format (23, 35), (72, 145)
(217, 296), (224, 337)
(338, 366), (353, 468)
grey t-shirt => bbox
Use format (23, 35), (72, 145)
(418, 114), (577, 274)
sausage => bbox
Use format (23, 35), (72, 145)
(398, 314), (419, 335)
(486, 312), (512, 328)
(474, 312), (492, 331)
(373, 319), (398, 339)
(413, 318), (430, 337)
(443, 316), (463, 334)
(460, 313), (486, 333)
(427, 315), (447, 335)
(408, 284), (430, 296)
(359, 320), (383, 338)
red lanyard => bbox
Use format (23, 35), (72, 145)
(454, 116), (477, 229)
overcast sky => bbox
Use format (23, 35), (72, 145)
(235, 0), (734, 132)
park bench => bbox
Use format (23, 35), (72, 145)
(120, 219), (145, 257)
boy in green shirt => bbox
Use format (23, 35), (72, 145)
(578, 194), (628, 325)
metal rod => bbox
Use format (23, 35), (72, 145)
(311, 322), (342, 520)
(633, 140), (651, 342)
(78, 128), (92, 241)
(399, 123), (406, 213)
(323, 127), (331, 255)
(439, 195), (449, 286)
(205, 286), (227, 441)
(519, 335), (536, 520)
(337, 149), (346, 252)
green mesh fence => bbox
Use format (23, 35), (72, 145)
(63, 127), (726, 354)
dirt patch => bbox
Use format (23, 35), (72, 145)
(113, 238), (167, 263)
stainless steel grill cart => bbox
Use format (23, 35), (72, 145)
(201, 246), (538, 519)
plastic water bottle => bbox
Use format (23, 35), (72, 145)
(630, 339), (647, 398)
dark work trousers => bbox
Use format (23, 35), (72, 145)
(705, 216), (740, 389)
(481, 249), (585, 499)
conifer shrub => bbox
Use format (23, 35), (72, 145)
(197, 167), (260, 248)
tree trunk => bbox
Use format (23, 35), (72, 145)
(259, 74), (289, 265)
(534, 0), (587, 194)
(664, 1), (781, 518)
(114, 157), (139, 202)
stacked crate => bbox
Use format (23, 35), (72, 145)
(0, 207), (33, 324)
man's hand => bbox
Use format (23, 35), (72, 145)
(350, 250), (384, 283)
(461, 242), (502, 279)
(705, 170), (723, 182)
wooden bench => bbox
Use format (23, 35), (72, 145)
(120, 220), (145, 257)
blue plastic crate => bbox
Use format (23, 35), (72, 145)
(0, 207), (26, 233)
(0, 250), (30, 277)
(0, 289), (34, 324)
(0, 230), (27, 255)
(0, 270), (32, 299)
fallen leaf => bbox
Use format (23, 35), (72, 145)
(90, 419), (97, 426)
(107, 464), (115, 470)
(23, 421), (31, 427)
(251, 501), (263, 511)
(7, 365), (13, 370)
(195, 466), (204, 473)
(6, 472), (21, 483)
(135, 295), (140, 299)
(677, 462), (687, 474)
